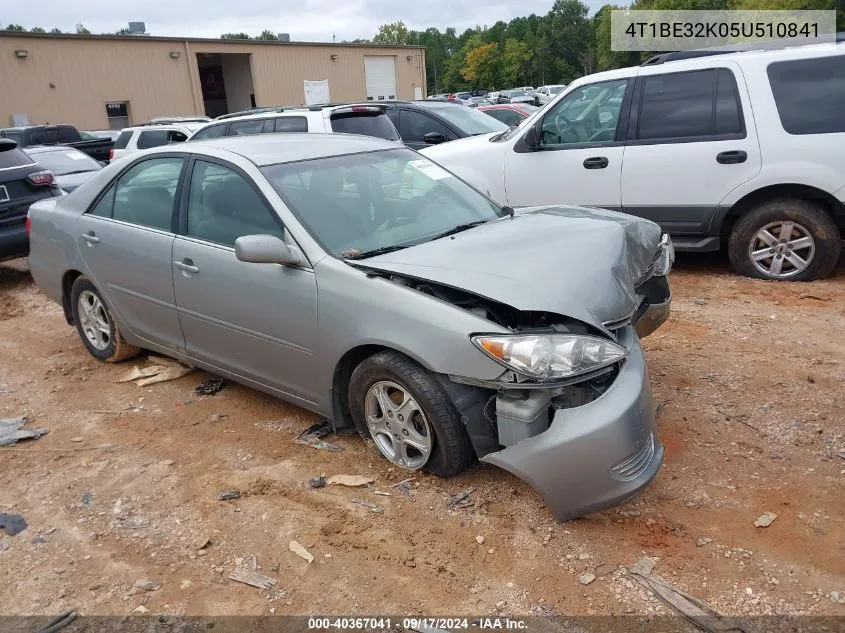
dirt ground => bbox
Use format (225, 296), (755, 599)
(1, 253), (843, 621)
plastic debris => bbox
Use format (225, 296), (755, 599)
(228, 567), (277, 590)
(0, 513), (28, 536)
(0, 416), (49, 447)
(754, 512), (777, 528)
(327, 474), (374, 487)
(447, 486), (475, 508)
(295, 420), (343, 452)
(218, 490), (241, 501)
(350, 499), (383, 513)
(309, 476), (326, 489)
(117, 358), (194, 387)
(289, 540), (314, 563)
(195, 378), (227, 396)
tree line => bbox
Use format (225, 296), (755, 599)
(369, 0), (845, 93)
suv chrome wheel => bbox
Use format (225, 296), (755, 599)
(748, 220), (815, 279)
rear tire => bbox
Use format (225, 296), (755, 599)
(728, 198), (841, 281)
(348, 350), (474, 477)
(70, 276), (139, 363)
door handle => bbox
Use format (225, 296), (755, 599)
(80, 232), (99, 245)
(716, 150), (747, 164)
(583, 156), (609, 169)
(174, 259), (199, 274)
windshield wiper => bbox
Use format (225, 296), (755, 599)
(343, 243), (414, 260)
(429, 220), (488, 241)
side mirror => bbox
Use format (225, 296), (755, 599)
(234, 234), (303, 266)
(522, 120), (541, 151)
(423, 132), (446, 145)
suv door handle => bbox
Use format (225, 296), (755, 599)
(716, 150), (747, 164)
(583, 156), (609, 169)
(174, 259), (199, 274)
(80, 232), (100, 245)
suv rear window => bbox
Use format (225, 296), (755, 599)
(329, 111), (399, 141)
(114, 131), (133, 149)
(767, 55), (845, 135)
(0, 145), (34, 169)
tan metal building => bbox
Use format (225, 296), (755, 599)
(0, 33), (426, 129)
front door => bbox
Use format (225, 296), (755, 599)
(504, 77), (632, 210)
(171, 158), (319, 404)
(620, 63), (761, 239)
(397, 108), (456, 150)
(75, 156), (186, 352)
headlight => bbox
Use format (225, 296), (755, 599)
(471, 333), (627, 381)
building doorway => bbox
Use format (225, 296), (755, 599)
(195, 53), (255, 117)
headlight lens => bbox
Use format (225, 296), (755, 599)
(471, 333), (627, 380)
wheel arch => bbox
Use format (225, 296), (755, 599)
(721, 183), (845, 240)
(61, 269), (85, 325)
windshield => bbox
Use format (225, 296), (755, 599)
(423, 104), (508, 135)
(262, 148), (505, 258)
(27, 148), (101, 174)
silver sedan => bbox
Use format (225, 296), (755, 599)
(27, 133), (673, 520)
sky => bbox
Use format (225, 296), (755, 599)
(1, 0), (604, 42)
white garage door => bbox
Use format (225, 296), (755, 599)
(364, 56), (397, 101)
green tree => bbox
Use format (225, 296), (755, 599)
(461, 40), (499, 88)
(4, 24), (26, 32)
(501, 38), (532, 86)
(372, 21), (409, 45)
(50, 27), (62, 34)
(220, 32), (251, 40)
(75, 23), (91, 35)
(546, 0), (592, 82)
(255, 30), (279, 40)
(30, 26), (46, 33)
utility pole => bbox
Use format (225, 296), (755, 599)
(433, 61), (438, 93)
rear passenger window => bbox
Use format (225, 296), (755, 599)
(229, 119), (266, 136)
(637, 69), (745, 142)
(767, 56), (845, 135)
(57, 127), (78, 143)
(137, 130), (169, 150)
(112, 158), (184, 231)
(274, 117), (308, 133)
(113, 131), (132, 149)
(186, 160), (283, 247)
(191, 124), (227, 141)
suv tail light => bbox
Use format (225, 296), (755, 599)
(27, 170), (55, 186)
(108, 148), (115, 161)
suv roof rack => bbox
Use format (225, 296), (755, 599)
(137, 117), (210, 126)
(215, 107), (290, 120)
(641, 31), (845, 65)
(306, 102), (389, 111)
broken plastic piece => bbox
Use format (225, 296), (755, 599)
(0, 512), (27, 536)
(289, 540), (314, 563)
(0, 416), (49, 447)
(228, 567), (277, 590)
(195, 378), (227, 396)
(327, 474), (374, 487)
(295, 420), (343, 452)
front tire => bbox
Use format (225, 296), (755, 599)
(728, 198), (841, 281)
(348, 350), (474, 477)
(70, 276), (139, 363)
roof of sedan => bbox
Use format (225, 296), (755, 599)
(171, 133), (399, 166)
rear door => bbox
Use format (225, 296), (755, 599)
(0, 145), (56, 259)
(620, 62), (761, 243)
(75, 155), (186, 352)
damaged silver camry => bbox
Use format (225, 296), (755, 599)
(27, 134), (673, 520)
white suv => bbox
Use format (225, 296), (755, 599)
(422, 38), (845, 281)
(110, 121), (207, 161)
(187, 104), (400, 143)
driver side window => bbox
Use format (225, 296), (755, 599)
(540, 78), (628, 147)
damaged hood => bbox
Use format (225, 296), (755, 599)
(357, 206), (662, 333)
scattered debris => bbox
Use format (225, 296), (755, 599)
(295, 420), (343, 452)
(0, 513), (27, 536)
(218, 490), (241, 501)
(655, 401), (670, 418)
(630, 556), (657, 576)
(228, 567), (277, 590)
(132, 605), (150, 614)
(692, 298), (708, 306)
(373, 490), (392, 497)
(831, 591), (841, 603)
(447, 486), (475, 508)
(350, 499), (384, 513)
(117, 359), (194, 387)
(579, 572), (596, 586)
(595, 562), (618, 577)
(696, 537), (713, 547)
(133, 579), (162, 592)
(81, 492), (93, 507)
(194, 378), (227, 396)
(196, 537), (211, 550)
(488, 548), (495, 554)
(308, 476), (326, 489)
(754, 512), (777, 528)
(391, 478), (415, 500)
(0, 416), (49, 447)
(475, 535), (485, 544)
(69, 436), (84, 443)
(0, 541), (9, 551)
(799, 294), (830, 302)
(327, 474), (374, 487)
(289, 540), (314, 563)
(578, 553), (591, 561)
(618, 510), (641, 518)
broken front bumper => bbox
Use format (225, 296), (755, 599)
(481, 326), (664, 521)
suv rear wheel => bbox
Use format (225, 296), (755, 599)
(728, 198), (841, 281)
